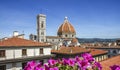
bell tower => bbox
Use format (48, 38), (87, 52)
(37, 14), (46, 42)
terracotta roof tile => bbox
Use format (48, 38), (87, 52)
(57, 20), (76, 34)
(89, 46), (120, 49)
(90, 49), (108, 56)
(0, 37), (51, 47)
(51, 46), (89, 55)
(100, 55), (120, 70)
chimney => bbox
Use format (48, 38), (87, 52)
(13, 31), (19, 37)
(70, 49), (72, 53)
(2, 37), (8, 40)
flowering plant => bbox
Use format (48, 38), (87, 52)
(24, 53), (102, 70)
(110, 65), (120, 70)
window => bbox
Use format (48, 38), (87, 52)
(41, 39), (44, 42)
(40, 48), (43, 54)
(41, 23), (44, 28)
(65, 34), (68, 37)
(113, 50), (117, 54)
(59, 39), (61, 41)
(34, 36), (37, 40)
(0, 65), (6, 70)
(41, 32), (44, 35)
(72, 35), (74, 37)
(22, 49), (27, 56)
(41, 21), (44, 28)
(12, 63), (16, 70)
(0, 50), (5, 57)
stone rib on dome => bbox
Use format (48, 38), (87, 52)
(57, 17), (76, 35)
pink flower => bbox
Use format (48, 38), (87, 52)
(34, 67), (44, 70)
(34, 63), (43, 70)
(48, 59), (57, 66)
(110, 65), (120, 70)
(50, 67), (59, 70)
(44, 64), (49, 70)
(93, 61), (102, 70)
(67, 59), (75, 67)
(62, 58), (68, 65)
(24, 61), (37, 70)
(75, 56), (81, 62)
(81, 53), (94, 62)
(77, 59), (90, 70)
(24, 53), (103, 70)
(24, 66), (31, 70)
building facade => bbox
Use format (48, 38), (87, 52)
(0, 37), (54, 70)
(37, 14), (46, 42)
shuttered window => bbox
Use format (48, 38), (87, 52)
(0, 50), (5, 57)
(40, 48), (43, 54)
(22, 49), (27, 56)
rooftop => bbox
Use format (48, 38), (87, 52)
(100, 55), (120, 70)
(90, 49), (108, 56)
(0, 37), (51, 47)
(51, 46), (89, 55)
(89, 46), (120, 49)
(51, 46), (108, 57)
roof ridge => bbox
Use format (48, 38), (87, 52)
(0, 37), (51, 47)
(67, 21), (71, 33)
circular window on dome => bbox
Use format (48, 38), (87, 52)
(72, 35), (74, 37)
(65, 34), (68, 37)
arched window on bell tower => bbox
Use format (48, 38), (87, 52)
(41, 21), (44, 28)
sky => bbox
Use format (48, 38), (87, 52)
(0, 0), (120, 39)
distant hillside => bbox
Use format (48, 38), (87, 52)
(77, 38), (117, 43)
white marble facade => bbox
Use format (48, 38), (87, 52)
(0, 47), (52, 70)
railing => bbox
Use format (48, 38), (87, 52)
(0, 54), (55, 63)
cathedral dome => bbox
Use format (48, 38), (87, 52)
(57, 17), (76, 35)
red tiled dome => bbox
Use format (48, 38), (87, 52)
(57, 17), (76, 35)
